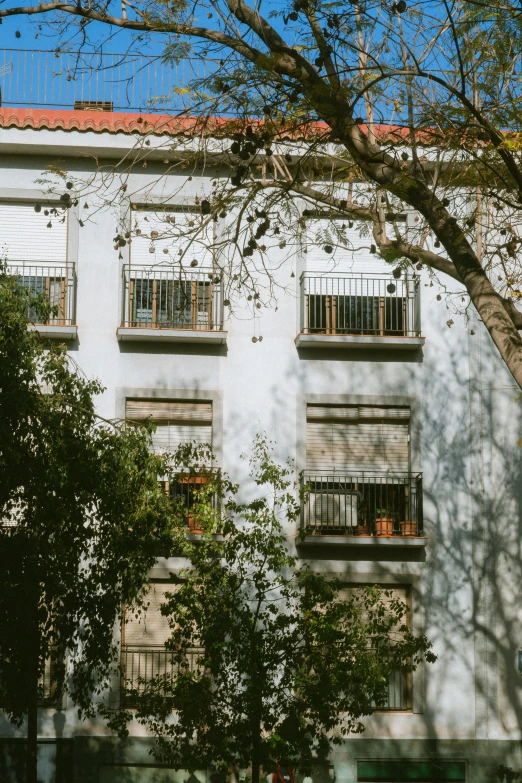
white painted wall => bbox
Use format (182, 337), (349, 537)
(0, 127), (521, 757)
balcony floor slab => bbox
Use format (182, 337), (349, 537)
(29, 324), (78, 340)
(299, 535), (427, 547)
(295, 334), (426, 350)
(116, 327), (227, 344)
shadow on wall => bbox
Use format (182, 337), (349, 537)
(0, 739), (74, 783)
(296, 346), (424, 364)
(118, 341), (228, 357)
(98, 764), (206, 783)
(290, 316), (522, 779)
(334, 323), (522, 777)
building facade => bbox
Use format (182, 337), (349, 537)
(0, 106), (521, 783)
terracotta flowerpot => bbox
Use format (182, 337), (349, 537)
(357, 524), (371, 537)
(187, 514), (203, 534)
(400, 520), (418, 537)
(181, 474), (208, 534)
(375, 517), (395, 536)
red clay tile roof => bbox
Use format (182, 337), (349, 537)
(0, 107), (441, 145)
(0, 107), (210, 135)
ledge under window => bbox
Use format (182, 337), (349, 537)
(298, 534), (427, 548)
(295, 333), (425, 350)
(29, 323), (78, 340)
(119, 264), (226, 344)
(116, 326), (227, 344)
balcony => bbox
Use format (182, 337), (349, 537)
(168, 470), (222, 535)
(7, 263), (77, 340)
(117, 265), (227, 344)
(119, 645), (409, 711)
(296, 273), (425, 350)
(301, 472), (425, 546)
(121, 645), (204, 706)
(374, 664), (411, 711)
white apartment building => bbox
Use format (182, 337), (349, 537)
(0, 104), (521, 783)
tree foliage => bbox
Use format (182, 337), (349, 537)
(3, 1), (522, 384)
(0, 272), (178, 723)
(111, 436), (435, 781)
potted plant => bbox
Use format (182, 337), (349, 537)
(375, 509), (396, 536)
(356, 516), (371, 536)
(173, 474), (208, 534)
(400, 519), (418, 536)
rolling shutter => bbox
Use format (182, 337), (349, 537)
(131, 208), (213, 268)
(123, 583), (176, 647)
(125, 400), (212, 453)
(337, 584), (409, 631)
(304, 218), (392, 275)
(306, 405), (409, 473)
(0, 203), (67, 263)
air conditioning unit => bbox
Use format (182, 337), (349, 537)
(307, 490), (358, 532)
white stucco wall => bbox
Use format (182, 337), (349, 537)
(1, 126), (521, 761)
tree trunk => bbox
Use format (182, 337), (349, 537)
(296, 80), (522, 389)
(251, 691), (262, 783)
(251, 734), (261, 783)
(26, 687), (38, 783)
(26, 594), (39, 783)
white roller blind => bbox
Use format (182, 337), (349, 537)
(123, 583), (177, 647)
(126, 400), (212, 422)
(306, 406), (409, 473)
(0, 203), (67, 263)
(304, 218), (394, 275)
(125, 400), (212, 453)
(131, 209), (213, 268)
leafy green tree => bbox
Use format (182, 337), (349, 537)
(3, 2), (522, 385)
(0, 272), (179, 783)
(112, 435), (435, 783)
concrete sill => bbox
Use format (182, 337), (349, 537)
(116, 327), (227, 344)
(28, 324), (78, 340)
(185, 532), (224, 542)
(299, 535), (427, 548)
(295, 333), (425, 350)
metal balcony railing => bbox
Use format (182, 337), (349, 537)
(7, 263), (76, 325)
(121, 645), (204, 705)
(38, 655), (65, 709)
(374, 663), (411, 711)
(167, 470), (221, 533)
(0, 48), (219, 113)
(119, 645), (409, 710)
(300, 273), (421, 337)
(121, 266), (224, 331)
(301, 472), (423, 537)
(0, 49), (517, 127)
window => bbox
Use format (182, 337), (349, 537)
(1, 202), (74, 326)
(121, 582), (202, 705)
(301, 218), (420, 340)
(131, 207), (212, 267)
(306, 405), (410, 473)
(129, 276), (214, 330)
(357, 760), (466, 782)
(123, 207), (219, 331)
(125, 399), (212, 453)
(22, 274), (68, 325)
(339, 585), (412, 711)
(303, 405), (422, 536)
(306, 288), (406, 336)
(39, 650), (65, 709)
(305, 216), (394, 275)
(125, 399), (218, 532)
